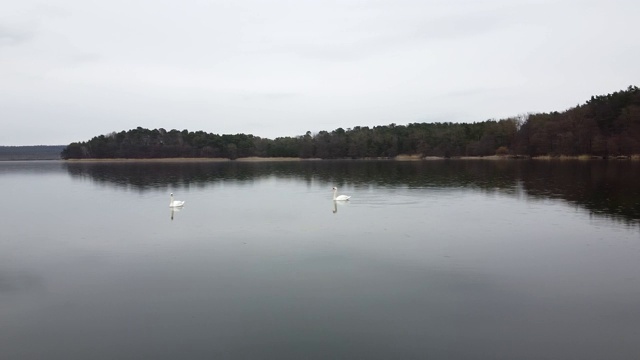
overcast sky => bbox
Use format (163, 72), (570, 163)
(1, 0), (638, 145)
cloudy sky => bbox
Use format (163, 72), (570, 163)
(1, 0), (638, 145)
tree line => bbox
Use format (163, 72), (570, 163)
(62, 85), (640, 159)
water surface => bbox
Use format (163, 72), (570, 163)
(1, 160), (639, 359)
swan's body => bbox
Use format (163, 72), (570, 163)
(332, 187), (350, 201)
(169, 193), (185, 207)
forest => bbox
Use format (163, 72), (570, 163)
(61, 86), (640, 160)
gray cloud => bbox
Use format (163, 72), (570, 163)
(1, 0), (639, 145)
(0, 25), (34, 46)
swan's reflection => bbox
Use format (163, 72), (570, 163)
(332, 199), (350, 214)
(170, 206), (183, 221)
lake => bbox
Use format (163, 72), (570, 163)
(1, 159), (639, 359)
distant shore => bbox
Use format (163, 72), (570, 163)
(63, 157), (321, 163)
(59, 154), (640, 162)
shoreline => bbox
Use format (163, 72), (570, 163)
(63, 157), (323, 163)
(59, 155), (640, 162)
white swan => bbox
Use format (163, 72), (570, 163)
(332, 187), (351, 201)
(169, 193), (185, 207)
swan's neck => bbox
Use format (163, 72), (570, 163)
(332, 189), (337, 200)
(170, 194), (173, 205)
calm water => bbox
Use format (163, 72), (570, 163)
(1, 160), (639, 359)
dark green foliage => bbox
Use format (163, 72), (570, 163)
(61, 86), (640, 159)
(516, 85), (640, 157)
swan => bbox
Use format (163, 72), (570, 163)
(332, 187), (351, 201)
(169, 193), (185, 207)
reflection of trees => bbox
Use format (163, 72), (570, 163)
(65, 162), (238, 191)
(64, 160), (640, 225)
(0, 161), (64, 175)
(517, 161), (640, 226)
